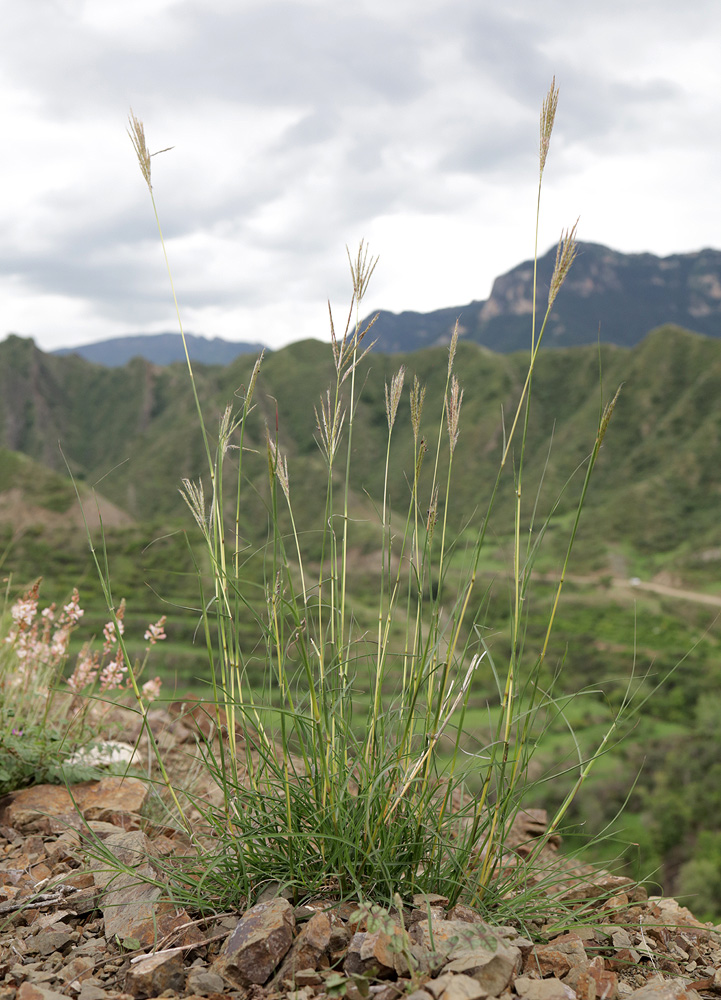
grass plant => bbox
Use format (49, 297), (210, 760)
(110, 82), (633, 918)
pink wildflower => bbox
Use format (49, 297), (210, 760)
(60, 589), (84, 626)
(141, 676), (162, 702)
(9, 582), (39, 631)
(99, 650), (127, 692)
(67, 648), (99, 693)
(144, 616), (167, 645)
(102, 603), (125, 655)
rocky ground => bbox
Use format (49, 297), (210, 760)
(0, 706), (719, 1000)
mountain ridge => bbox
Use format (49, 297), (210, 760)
(363, 242), (721, 352)
(3, 241), (717, 365)
(51, 331), (265, 368)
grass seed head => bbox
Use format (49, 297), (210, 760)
(246, 351), (264, 406)
(426, 484), (439, 540)
(127, 109), (152, 191)
(179, 477), (208, 535)
(598, 384), (623, 447)
(446, 374), (464, 455)
(540, 77), (559, 176)
(267, 433), (290, 501)
(448, 319), (460, 377)
(348, 238), (379, 305)
(385, 365), (406, 431)
(410, 375), (426, 446)
(548, 219), (579, 308)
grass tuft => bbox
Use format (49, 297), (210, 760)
(95, 82), (640, 919)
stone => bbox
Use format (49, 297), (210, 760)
(561, 876), (634, 904)
(514, 977), (573, 1000)
(411, 919), (501, 961)
(184, 967), (227, 995)
(58, 954), (95, 986)
(124, 948), (185, 998)
(524, 947), (571, 979)
(447, 905), (487, 925)
(275, 911), (332, 982)
(625, 978), (702, 1000)
(96, 831), (194, 949)
(588, 956), (619, 1000)
(329, 917), (352, 964)
(443, 941), (520, 997)
(427, 972), (487, 1000)
(542, 933), (590, 988)
(16, 984), (75, 1000)
(344, 928), (401, 978)
(646, 899), (709, 941)
(213, 896), (295, 987)
(76, 985), (110, 1000)
(0, 777), (148, 831)
(574, 971), (598, 1000)
(412, 921), (518, 996)
(413, 893), (450, 908)
(26, 925), (78, 956)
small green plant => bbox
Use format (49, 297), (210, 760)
(116, 82), (631, 918)
(0, 578), (165, 793)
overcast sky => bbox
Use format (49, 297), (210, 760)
(1, 0), (720, 353)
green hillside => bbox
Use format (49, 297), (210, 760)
(2, 326), (721, 913)
(4, 324), (721, 566)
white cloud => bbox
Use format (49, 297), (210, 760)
(0, 0), (719, 351)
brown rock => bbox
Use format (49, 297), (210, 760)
(0, 777), (148, 831)
(646, 899), (709, 942)
(607, 948), (640, 973)
(184, 967), (227, 995)
(411, 919), (501, 961)
(444, 944), (520, 997)
(58, 954), (95, 986)
(447, 904), (487, 925)
(625, 978), (702, 1000)
(413, 893), (450, 908)
(574, 971), (597, 1000)
(214, 896), (295, 987)
(513, 977), (571, 1000)
(124, 948), (185, 998)
(427, 972), (487, 1000)
(274, 911), (332, 983)
(524, 947), (571, 979)
(588, 956), (619, 1000)
(546, 933), (590, 988)
(344, 927), (401, 979)
(16, 984), (74, 1000)
(561, 876), (634, 904)
(96, 831), (194, 949)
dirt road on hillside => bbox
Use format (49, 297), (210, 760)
(612, 577), (721, 608)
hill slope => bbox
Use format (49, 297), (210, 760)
(2, 325), (721, 569)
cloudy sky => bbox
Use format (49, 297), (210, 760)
(1, 0), (720, 353)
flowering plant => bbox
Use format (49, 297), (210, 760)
(0, 580), (166, 793)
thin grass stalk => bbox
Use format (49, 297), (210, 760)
(128, 111), (250, 793)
